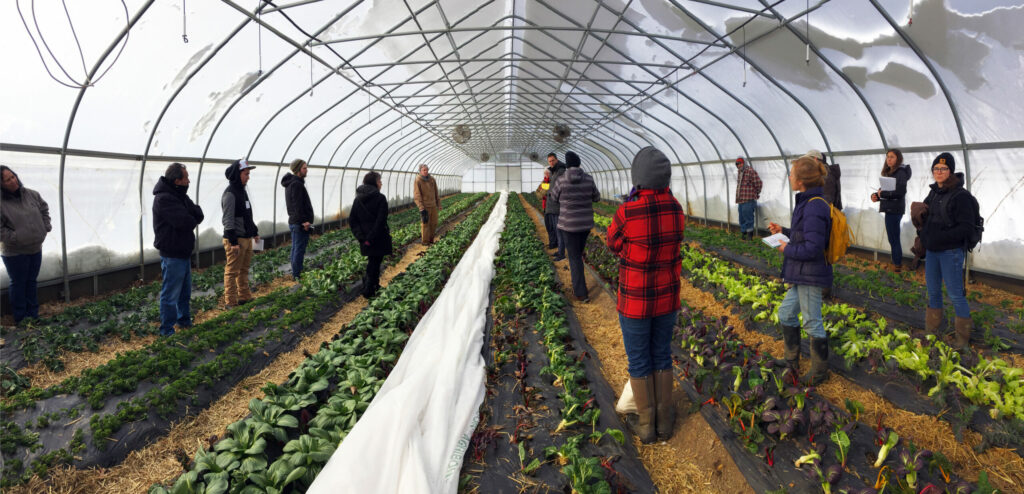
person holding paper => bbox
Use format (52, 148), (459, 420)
(767, 156), (832, 386)
(870, 148), (912, 273)
(221, 159), (259, 307)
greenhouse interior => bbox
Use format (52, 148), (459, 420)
(1, 0), (1023, 492)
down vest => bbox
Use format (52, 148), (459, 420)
(780, 186), (833, 288)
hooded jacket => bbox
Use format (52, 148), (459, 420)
(152, 176), (204, 259)
(349, 184), (393, 257)
(921, 172), (973, 252)
(823, 163), (843, 211)
(221, 163), (258, 245)
(1, 171), (51, 256)
(281, 173), (314, 226)
(780, 186), (833, 288)
(549, 166), (600, 232)
(878, 165), (911, 215)
(544, 162), (567, 215)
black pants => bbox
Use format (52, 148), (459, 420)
(543, 213), (558, 247)
(363, 255), (384, 297)
(561, 229), (589, 298)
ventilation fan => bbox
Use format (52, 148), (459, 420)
(481, 152), (490, 162)
(529, 152), (539, 161)
(452, 124), (471, 144)
(553, 124), (571, 143)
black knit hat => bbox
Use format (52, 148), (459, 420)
(932, 152), (955, 173)
(565, 151), (581, 167)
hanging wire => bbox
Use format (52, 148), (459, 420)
(181, 0), (188, 43)
(308, 42), (313, 96)
(805, 0), (811, 65)
(17, 0), (130, 89)
(742, 26), (747, 87)
(908, 0), (914, 26)
(256, 0), (263, 76)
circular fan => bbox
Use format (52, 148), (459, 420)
(452, 125), (472, 144)
(553, 124), (571, 143)
(480, 152), (490, 162)
(529, 152), (540, 161)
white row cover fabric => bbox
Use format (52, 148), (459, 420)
(308, 192), (508, 494)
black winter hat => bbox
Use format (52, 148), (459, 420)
(932, 152), (955, 173)
(565, 151), (581, 167)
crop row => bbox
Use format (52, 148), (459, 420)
(151, 194), (501, 494)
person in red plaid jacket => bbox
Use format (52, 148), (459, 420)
(734, 157), (762, 240)
(606, 146), (685, 444)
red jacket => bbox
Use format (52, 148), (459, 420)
(606, 188), (686, 319)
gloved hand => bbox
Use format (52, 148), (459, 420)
(420, 209), (428, 223)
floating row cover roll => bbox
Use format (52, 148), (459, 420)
(553, 124), (571, 143)
(452, 124), (471, 144)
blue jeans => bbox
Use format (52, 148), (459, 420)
(926, 248), (970, 318)
(289, 224), (310, 279)
(884, 213), (904, 266)
(777, 284), (825, 339)
(2, 251), (42, 322)
(620, 311), (677, 378)
(550, 214), (566, 256)
(159, 256), (192, 336)
(738, 200), (756, 233)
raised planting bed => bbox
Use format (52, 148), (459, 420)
(0, 194), (488, 489)
(461, 194), (654, 493)
(149, 194), (501, 494)
(677, 245), (1024, 453)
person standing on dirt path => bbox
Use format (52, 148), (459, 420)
(152, 163), (204, 336)
(536, 168), (551, 224)
(549, 151), (600, 302)
(413, 164), (440, 245)
(734, 157), (762, 241)
(282, 159), (314, 280)
(768, 156), (832, 386)
(1, 165), (51, 325)
(349, 172), (392, 299)
(221, 159), (259, 308)
(544, 153), (567, 256)
(606, 147), (685, 444)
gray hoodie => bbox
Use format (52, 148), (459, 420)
(1, 171), (51, 256)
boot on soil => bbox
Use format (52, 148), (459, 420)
(954, 316), (973, 350)
(629, 375), (656, 444)
(925, 308), (944, 335)
(773, 325), (801, 371)
(653, 369), (675, 441)
(801, 337), (830, 386)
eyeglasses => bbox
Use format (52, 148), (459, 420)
(932, 167), (950, 172)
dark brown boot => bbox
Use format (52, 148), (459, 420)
(774, 325), (800, 370)
(954, 316), (973, 350)
(925, 308), (944, 334)
(801, 337), (830, 386)
(629, 376), (656, 443)
(653, 369), (675, 441)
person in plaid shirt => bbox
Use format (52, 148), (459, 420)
(606, 146), (685, 444)
(734, 157), (762, 240)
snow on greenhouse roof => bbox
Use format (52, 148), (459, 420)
(2, 0), (1023, 287)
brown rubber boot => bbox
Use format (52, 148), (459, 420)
(773, 325), (801, 370)
(954, 316), (973, 350)
(801, 337), (830, 386)
(653, 369), (675, 441)
(629, 376), (656, 443)
(925, 308), (944, 334)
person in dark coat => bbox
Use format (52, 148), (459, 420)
(281, 159), (314, 280)
(805, 149), (843, 211)
(1, 165), (51, 324)
(152, 163), (204, 336)
(349, 172), (392, 299)
(549, 151), (600, 301)
(545, 153), (568, 258)
(871, 148), (912, 272)
(221, 159), (259, 307)
(920, 152), (974, 349)
(768, 156), (833, 386)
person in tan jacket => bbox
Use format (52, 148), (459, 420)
(413, 164), (441, 244)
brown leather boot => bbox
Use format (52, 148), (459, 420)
(629, 376), (656, 443)
(954, 316), (973, 350)
(925, 308), (944, 334)
(653, 369), (675, 441)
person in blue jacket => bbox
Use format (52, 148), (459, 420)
(768, 156), (833, 385)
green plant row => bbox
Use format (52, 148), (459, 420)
(678, 245), (1024, 423)
(151, 193), (500, 494)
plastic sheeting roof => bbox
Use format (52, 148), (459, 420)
(2, 0), (1023, 288)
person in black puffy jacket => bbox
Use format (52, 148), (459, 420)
(349, 172), (392, 299)
(920, 152), (973, 349)
(871, 148), (912, 272)
(152, 163), (203, 336)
